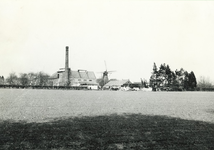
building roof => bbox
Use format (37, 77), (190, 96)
(103, 80), (131, 87)
(71, 70), (96, 79)
(50, 69), (96, 80)
(71, 71), (80, 78)
(87, 71), (96, 79)
(49, 72), (58, 79)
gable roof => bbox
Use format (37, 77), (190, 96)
(50, 69), (96, 80)
(103, 80), (131, 87)
(70, 71), (80, 78)
(71, 70), (96, 79)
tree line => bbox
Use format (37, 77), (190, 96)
(1, 65), (214, 91)
(197, 76), (214, 91)
(149, 63), (197, 91)
(0, 72), (50, 87)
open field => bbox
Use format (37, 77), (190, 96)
(1, 89), (214, 123)
(0, 89), (214, 149)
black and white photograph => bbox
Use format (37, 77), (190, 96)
(0, 0), (214, 149)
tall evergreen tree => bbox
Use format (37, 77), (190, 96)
(183, 71), (189, 90)
(150, 63), (158, 90)
(188, 71), (197, 90)
(166, 65), (171, 75)
(166, 65), (173, 87)
(153, 62), (158, 74)
(158, 64), (166, 87)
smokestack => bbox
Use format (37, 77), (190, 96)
(65, 46), (69, 85)
(65, 46), (69, 70)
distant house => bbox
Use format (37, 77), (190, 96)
(103, 79), (132, 90)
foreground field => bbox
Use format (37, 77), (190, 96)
(0, 89), (214, 123)
(0, 89), (214, 149)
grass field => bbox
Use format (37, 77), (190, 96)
(0, 89), (214, 149)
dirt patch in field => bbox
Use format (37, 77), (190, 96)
(0, 114), (214, 150)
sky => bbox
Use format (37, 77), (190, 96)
(1, 0), (214, 82)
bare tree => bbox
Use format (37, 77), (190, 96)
(27, 72), (37, 86)
(0, 76), (4, 85)
(197, 76), (214, 89)
(6, 72), (18, 85)
(36, 72), (50, 86)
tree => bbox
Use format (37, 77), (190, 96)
(6, 72), (18, 85)
(143, 79), (149, 88)
(197, 76), (212, 89)
(97, 78), (105, 88)
(150, 63), (159, 90)
(175, 68), (185, 90)
(188, 71), (197, 90)
(27, 72), (37, 86)
(159, 63), (166, 74)
(0, 76), (4, 85)
(19, 73), (29, 86)
(170, 71), (178, 89)
(36, 72), (50, 86)
(183, 71), (189, 90)
(141, 78), (148, 88)
(153, 62), (158, 74)
(165, 65), (173, 86)
(158, 63), (168, 87)
(150, 63), (197, 91)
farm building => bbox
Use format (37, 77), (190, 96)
(49, 46), (98, 89)
(103, 79), (132, 90)
(49, 69), (98, 87)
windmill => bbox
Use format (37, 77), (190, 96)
(97, 61), (115, 87)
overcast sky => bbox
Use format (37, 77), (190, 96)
(1, 0), (214, 82)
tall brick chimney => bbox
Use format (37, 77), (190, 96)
(65, 46), (69, 85)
